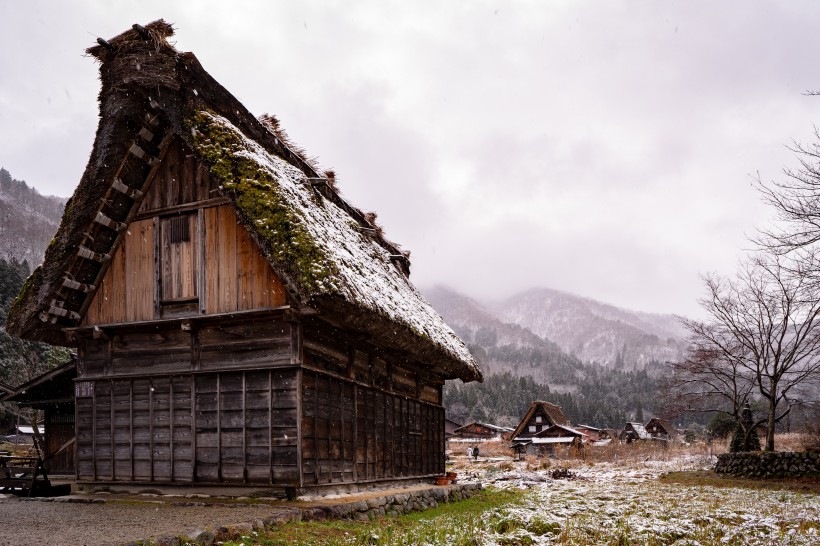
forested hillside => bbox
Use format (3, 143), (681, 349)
(427, 286), (682, 429)
(0, 257), (71, 389)
(0, 167), (66, 265)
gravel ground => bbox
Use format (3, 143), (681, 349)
(0, 494), (290, 546)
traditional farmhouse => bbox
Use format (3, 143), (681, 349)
(5, 21), (481, 494)
(451, 422), (514, 442)
(510, 401), (569, 443)
(619, 422), (650, 443)
(514, 424), (583, 456)
(645, 418), (680, 443)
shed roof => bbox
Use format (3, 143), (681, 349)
(0, 359), (77, 408)
(4, 20), (481, 383)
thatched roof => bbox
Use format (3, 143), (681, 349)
(5, 20), (481, 383)
(510, 400), (569, 440)
(645, 418), (680, 440)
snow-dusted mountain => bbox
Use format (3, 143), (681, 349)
(424, 285), (585, 388)
(488, 287), (686, 369)
(426, 285), (686, 373)
(0, 167), (66, 265)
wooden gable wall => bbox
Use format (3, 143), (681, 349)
(83, 138), (287, 327)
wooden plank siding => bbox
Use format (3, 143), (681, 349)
(300, 369), (444, 487)
(82, 205), (287, 327)
(136, 138), (220, 215)
(75, 371), (297, 485)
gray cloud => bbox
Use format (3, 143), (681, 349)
(2, 1), (819, 318)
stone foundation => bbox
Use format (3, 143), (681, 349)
(715, 451), (820, 478)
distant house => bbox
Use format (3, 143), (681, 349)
(574, 424), (603, 441)
(444, 418), (463, 439)
(514, 424), (583, 456)
(510, 401), (569, 443)
(645, 418), (681, 443)
(599, 428), (619, 441)
(451, 422), (514, 442)
(4, 20), (481, 494)
(619, 422), (651, 443)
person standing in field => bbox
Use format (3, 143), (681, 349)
(467, 446), (473, 460)
(473, 445), (480, 461)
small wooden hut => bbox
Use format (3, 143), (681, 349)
(1, 360), (77, 474)
(5, 20), (481, 494)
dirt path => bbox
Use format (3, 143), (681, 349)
(0, 495), (291, 546)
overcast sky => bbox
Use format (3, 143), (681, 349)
(1, 1), (818, 318)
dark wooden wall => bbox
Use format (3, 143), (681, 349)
(75, 369), (298, 484)
(44, 408), (75, 474)
(301, 370), (443, 486)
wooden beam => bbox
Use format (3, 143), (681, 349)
(110, 177), (144, 200)
(77, 245), (111, 263)
(61, 276), (95, 293)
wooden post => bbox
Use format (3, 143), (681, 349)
(169, 378), (175, 481)
(149, 380), (154, 482)
(217, 373), (222, 482)
(190, 375), (197, 482)
(268, 369), (273, 485)
(242, 371), (247, 484)
(110, 381), (115, 480)
(129, 379), (134, 481)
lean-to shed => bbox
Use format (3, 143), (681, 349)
(5, 20), (481, 494)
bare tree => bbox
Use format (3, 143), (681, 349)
(689, 255), (820, 451)
(757, 129), (820, 258)
(664, 341), (760, 448)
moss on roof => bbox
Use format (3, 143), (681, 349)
(190, 111), (338, 296)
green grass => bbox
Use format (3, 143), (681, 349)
(216, 487), (526, 546)
(659, 470), (820, 494)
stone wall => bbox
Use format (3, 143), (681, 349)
(715, 452), (820, 478)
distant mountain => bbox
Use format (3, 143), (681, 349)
(425, 285), (661, 428)
(0, 167), (66, 265)
(425, 285), (583, 389)
(488, 287), (687, 371)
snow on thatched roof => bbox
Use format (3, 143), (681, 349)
(5, 20), (481, 382)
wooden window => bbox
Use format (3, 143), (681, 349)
(528, 425), (536, 433)
(535, 416), (543, 423)
(160, 214), (199, 302)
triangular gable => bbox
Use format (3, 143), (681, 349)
(511, 400), (570, 440)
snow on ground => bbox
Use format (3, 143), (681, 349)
(456, 455), (820, 545)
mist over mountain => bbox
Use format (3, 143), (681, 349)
(0, 167), (66, 266)
(425, 285), (663, 428)
(487, 287), (687, 371)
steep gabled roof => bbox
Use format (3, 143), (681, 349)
(645, 418), (680, 440)
(510, 400), (569, 440)
(5, 20), (481, 383)
(620, 422), (650, 440)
